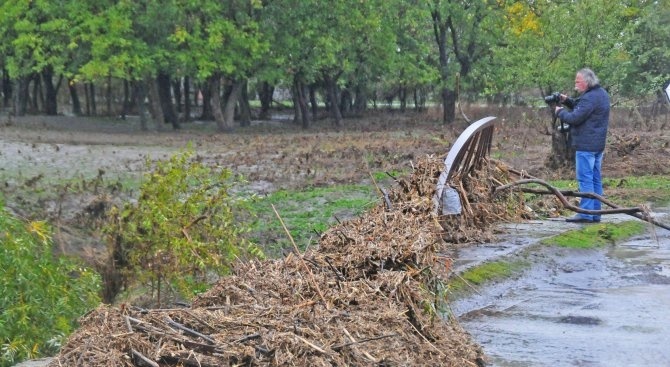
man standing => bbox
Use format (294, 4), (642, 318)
(555, 68), (610, 223)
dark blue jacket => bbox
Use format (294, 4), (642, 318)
(558, 85), (610, 152)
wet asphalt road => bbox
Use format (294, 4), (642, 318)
(451, 212), (670, 367)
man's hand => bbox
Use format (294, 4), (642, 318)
(555, 106), (563, 114)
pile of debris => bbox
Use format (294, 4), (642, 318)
(49, 155), (523, 367)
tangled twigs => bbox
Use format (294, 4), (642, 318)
(495, 178), (670, 231)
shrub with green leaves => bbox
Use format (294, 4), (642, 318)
(104, 149), (263, 305)
(0, 199), (101, 367)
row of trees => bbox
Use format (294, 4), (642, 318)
(0, 0), (668, 130)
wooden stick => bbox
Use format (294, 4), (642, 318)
(368, 172), (393, 210)
(124, 315), (133, 333)
(323, 255), (346, 282)
(332, 332), (397, 350)
(181, 215), (208, 241)
(272, 204), (329, 309)
(131, 348), (160, 367)
(380, 187), (393, 211)
(165, 316), (216, 345)
(405, 319), (446, 357)
(293, 334), (328, 355)
(233, 333), (261, 343)
(453, 272), (482, 296)
(341, 327), (377, 362)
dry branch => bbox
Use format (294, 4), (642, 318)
(131, 349), (159, 367)
(271, 203), (329, 308)
(164, 316), (216, 345)
(495, 178), (670, 230)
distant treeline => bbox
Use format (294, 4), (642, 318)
(0, 1), (667, 130)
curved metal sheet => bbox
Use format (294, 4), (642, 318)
(434, 116), (497, 214)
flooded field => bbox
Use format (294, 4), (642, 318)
(4, 115), (670, 366)
(451, 212), (670, 366)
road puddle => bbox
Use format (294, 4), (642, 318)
(450, 211), (670, 366)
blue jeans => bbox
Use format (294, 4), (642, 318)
(575, 150), (604, 221)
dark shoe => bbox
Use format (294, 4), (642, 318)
(592, 217), (601, 223)
(565, 215), (594, 223)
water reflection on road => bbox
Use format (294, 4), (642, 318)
(450, 212), (670, 367)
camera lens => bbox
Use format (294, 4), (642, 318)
(544, 95), (555, 103)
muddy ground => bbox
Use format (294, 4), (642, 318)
(1, 108), (670, 254)
(3, 108), (669, 185)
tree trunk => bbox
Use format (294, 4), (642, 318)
(441, 87), (456, 124)
(2, 70), (11, 108)
(222, 79), (243, 131)
(258, 81), (273, 120)
(413, 88), (426, 111)
(399, 86), (407, 113)
(238, 80), (252, 127)
(88, 82), (97, 116)
(68, 79), (82, 116)
(292, 88), (301, 124)
(200, 83), (214, 121)
(323, 74), (342, 126)
(106, 74), (113, 116)
(339, 88), (352, 117)
(547, 130), (575, 169)
(353, 85), (367, 113)
(208, 74), (228, 132)
(14, 77), (28, 116)
(157, 71), (180, 129)
(31, 74), (41, 113)
(84, 83), (90, 115)
(146, 77), (164, 131)
(309, 85), (318, 117)
(135, 81), (149, 131)
(183, 77), (191, 122)
(293, 77), (310, 129)
(432, 9), (456, 124)
(172, 79), (182, 114)
(120, 80), (131, 119)
(385, 91), (394, 112)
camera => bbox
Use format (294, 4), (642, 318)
(544, 92), (562, 104)
(557, 122), (570, 133)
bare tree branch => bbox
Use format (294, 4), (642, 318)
(495, 178), (670, 231)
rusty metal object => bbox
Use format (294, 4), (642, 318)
(434, 116), (497, 215)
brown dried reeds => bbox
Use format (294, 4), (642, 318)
(50, 154), (523, 367)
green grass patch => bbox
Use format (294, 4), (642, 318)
(249, 184), (377, 255)
(604, 175), (670, 190)
(541, 220), (647, 249)
(449, 260), (528, 295)
(603, 175), (670, 206)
